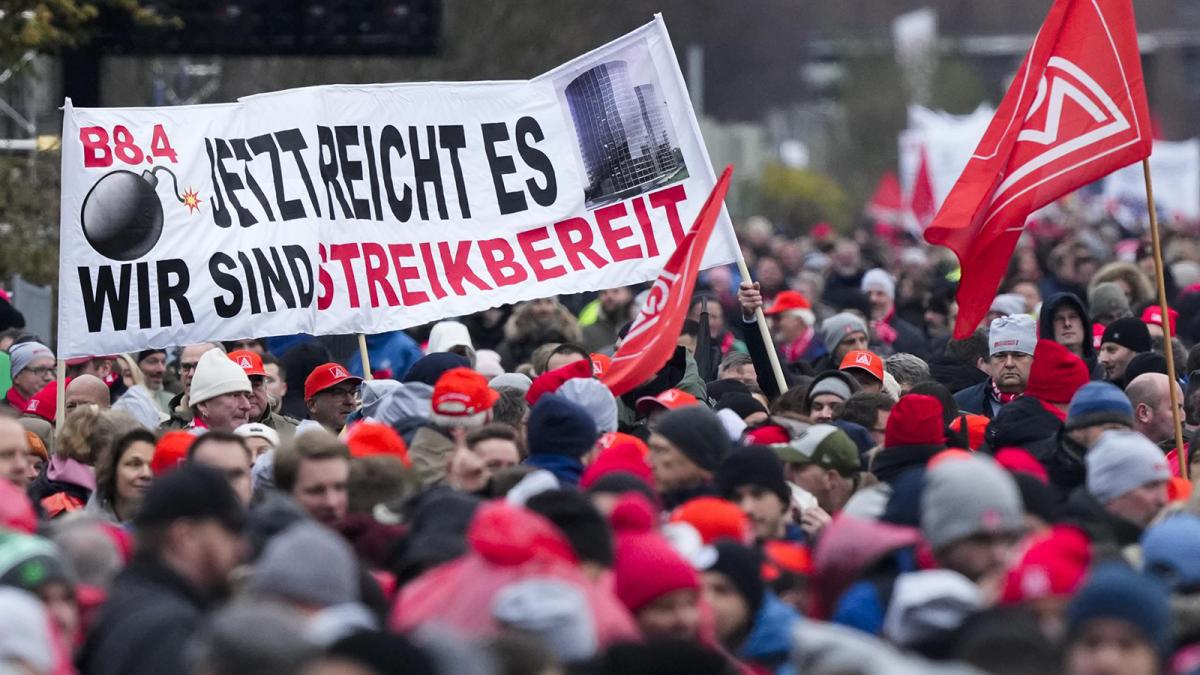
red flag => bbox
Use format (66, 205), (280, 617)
(908, 148), (937, 232)
(603, 166), (732, 396)
(924, 0), (1152, 338)
(866, 171), (904, 224)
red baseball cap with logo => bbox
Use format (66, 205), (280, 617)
(839, 349), (884, 383)
(228, 350), (266, 378)
(431, 367), (500, 427)
(1141, 305), (1178, 334)
(304, 362), (363, 400)
(635, 388), (699, 416)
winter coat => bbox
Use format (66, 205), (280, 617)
(523, 453), (584, 486)
(739, 592), (801, 675)
(981, 396), (1061, 459)
(928, 357), (989, 395)
(884, 315), (929, 361)
(407, 425), (455, 487)
(347, 330), (422, 380)
(495, 301), (581, 369)
(1059, 487), (1144, 557)
(81, 556), (212, 675)
(616, 347), (707, 429)
(953, 380), (999, 419)
(160, 391), (192, 430)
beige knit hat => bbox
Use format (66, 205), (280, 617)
(189, 348), (251, 406)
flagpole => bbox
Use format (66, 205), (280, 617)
(1142, 158), (1187, 479)
(54, 360), (66, 433)
(356, 333), (373, 382)
(733, 257), (789, 396)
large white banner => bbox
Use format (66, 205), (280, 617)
(1102, 138), (1200, 223)
(57, 16), (737, 358)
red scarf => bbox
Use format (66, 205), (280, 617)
(990, 379), (1022, 405)
(872, 308), (898, 345)
(781, 328), (815, 363)
(5, 387), (28, 413)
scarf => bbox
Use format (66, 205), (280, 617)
(990, 379), (1022, 405)
(5, 387), (28, 413)
(871, 308), (898, 345)
(781, 327), (815, 363)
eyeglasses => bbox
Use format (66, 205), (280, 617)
(322, 386), (360, 399)
(24, 366), (55, 378)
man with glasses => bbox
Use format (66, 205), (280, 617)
(3, 341), (55, 417)
(303, 363), (362, 433)
(165, 342), (225, 428)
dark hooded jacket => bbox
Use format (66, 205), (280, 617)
(1038, 293), (1101, 379)
(1059, 487), (1145, 555)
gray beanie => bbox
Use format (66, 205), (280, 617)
(988, 314), (1037, 357)
(920, 456), (1023, 551)
(1088, 282), (1132, 321)
(820, 313), (869, 353)
(250, 522), (360, 608)
(1086, 429), (1171, 503)
(989, 294), (1026, 317)
(9, 341), (54, 378)
(557, 378), (618, 434)
(806, 370), (858, 408)
(490, 372), (533, 393)
(492, 579), (597, 662)
(653, 405), (731, 472)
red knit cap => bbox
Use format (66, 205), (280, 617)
(1000, 525), (1091, 604)
(611, 494), (700, 613)
(669, 496), (752, 545)
(1024, 339), (1090, 406)
(344, 421), (410, 467)
(24, 379), (65, 422)
(525, 359), (593, 405)
(883, 394), (945, 449)
(151, 431), (195, 476)
(467, 501), (577, 567)
(744, 423), (790, 445)
(994, 447), (1050, 485)
(580, 441), (654, 489)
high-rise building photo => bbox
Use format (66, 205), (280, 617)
(564, 60), (689, 208)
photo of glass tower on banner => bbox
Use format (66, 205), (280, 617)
(564, 60), (690, 208)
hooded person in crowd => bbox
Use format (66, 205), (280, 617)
(1098, 317), (1153, 387)
(954, 315), (1037, 418)
(1039, 292), (1100, 378)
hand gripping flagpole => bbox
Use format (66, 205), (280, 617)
(1142, 159), (1187, 479)
(733, 255), (789, 396)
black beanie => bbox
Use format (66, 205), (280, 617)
(1102, 317), (1152, 353)
(715, 445), (789, 505)
(329, 631), (436, 675)
(652, 405), (730, 472)
(1123, 351), (1168, 385)
(526, 489), (614, 566)
(703, 541), (765, 617)
(137, 349), (167, 363)
(716, 392), (767, 420)
(135, 464), (245, 533)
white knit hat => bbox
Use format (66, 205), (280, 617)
(189, 348), (251, 406)
(861, 268), (896, 300)
(235, 422), (280, 449)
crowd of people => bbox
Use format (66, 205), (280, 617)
(3, 212), (1200, 675)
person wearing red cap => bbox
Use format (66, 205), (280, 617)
(839, 350), (885, 394)
(1141, 304), (1178, 341)
(228, 350), (298, 440)
(869, 394), (947, 485)
(304, 362), (363, 433)
(409, 367), (499, 487)
(762, 289), (825, 366)
(1024, 339), (1091, 421)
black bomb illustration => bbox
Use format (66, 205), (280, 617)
(80, 166), (201, 261)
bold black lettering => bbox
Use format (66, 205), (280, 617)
(516, 117), (557, 207)
(439, 125), (471, 218)
(136, 262), (152, 329)
(238, 251), (262, 314)
(380, 125), (413, 221)
(253, 247), (296, 312)
(362, 126), (383, 222)
(209, 253), (242, 318)
(215, 138), (257, 227)
(276, 129), (321, 218)
(250, 133), (305, 221)
(205, 138), (232, 227)
(409, 126), (448, 221)
(156, 258), (193, 326)
(317, 126), (353, 219)
(482, 122), (527, 215)
(284, 245), (315, 308)
(231, 138), (275, 222)
(335, 125), (371, 220)
(79, 265), (131, 332)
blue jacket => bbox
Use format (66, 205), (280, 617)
(953, 379), (998, 418)
(523, 454), (583, 486)
(349, 330), (423, 380)
(740, 592), (800, 675)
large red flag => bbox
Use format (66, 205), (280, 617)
(924, 0), (1152, 338)
(603, 166), (732, 396)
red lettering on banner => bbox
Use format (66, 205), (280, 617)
(650, 184), (688, 246)
(80, 127), (113, 168)
(518, 227), (566, 281)
(317, 244), (334, 311)
(361, 242), (399, 308)
(438, 241), (492, 295)
(631, 197), (659, 257)
(418, 242), (448, 300)
(596, 203), (641, 262)
(554, 218), (609, 271)
(479, 238), (529, 287)
(387, 243), (429, 306)
(328, 243), (363, 308)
